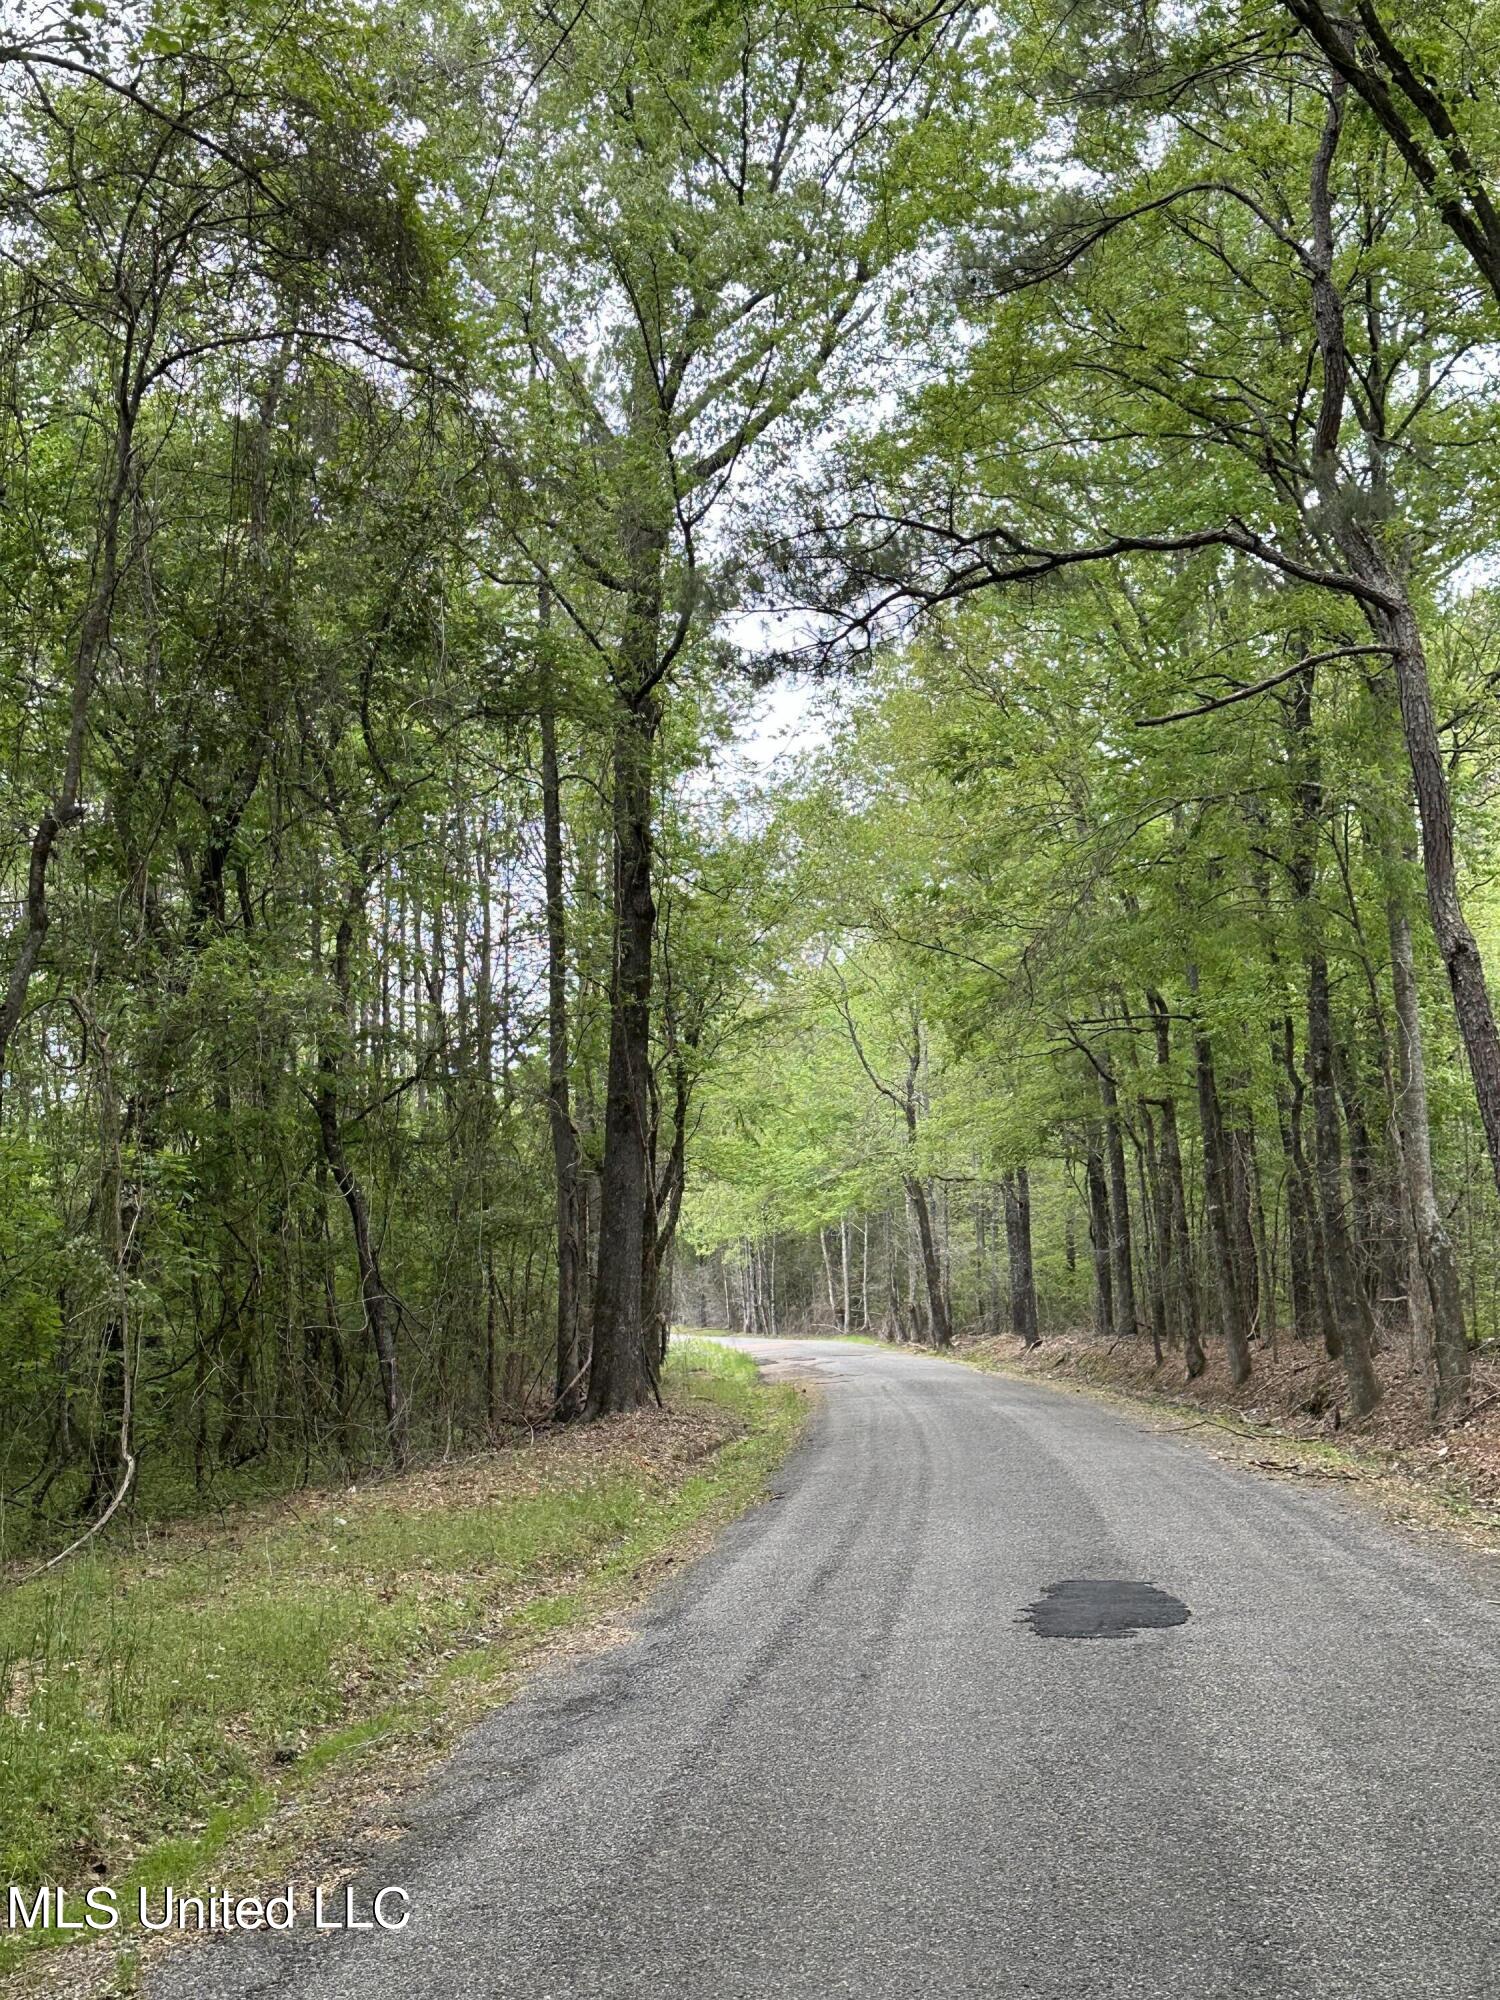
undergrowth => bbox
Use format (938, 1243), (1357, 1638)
(0, 1339), (803, 1975)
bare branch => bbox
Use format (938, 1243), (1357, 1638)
(1135, 645), (1394, 727)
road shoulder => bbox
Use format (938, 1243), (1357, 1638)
(1, 1341), (810, 2000)
(952, 1330), (1500, 1560)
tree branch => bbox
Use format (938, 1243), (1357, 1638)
(1135, 644), (1394, 726)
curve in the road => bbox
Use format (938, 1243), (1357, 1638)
(152, 1337), (1500, 2000)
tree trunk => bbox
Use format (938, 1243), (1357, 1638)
(821, 1228), (839, 1329)
(1136, 1106), (1168, 1366)
(1335, 1049), (1379, 1310)
(1301, 68), (1500, 1210)
(1085, 1139), (1114, 1338)
(485, 1245), (500, 1433)
(1097, 1066), (1139, 1340)
(0, 402), (136, 1096)
(1382, 592), (1500, 1208)
(540, 671), (587, 1419)
(885, 1210), (903, 1341)
(1276, 1046), (1318, 1346)
(313, 896), (406, 1467)
(861, 1215), (870, 1329)
(1146, 991), (1205, 1377)
(1389, 899), (1469, 1416)
(1307, 954), (1383, 1416)
(316, 1078), (405, 1466)
(895, 1026), (951, 1346)
(588, 690), (660, 1414)
(1002, 1167), (1040, 1346)
(1225, 1119), (1261, 1337)
(905, 1176), (950, 1345)
(1193, 1017), (1253, 1385)
(1281, 1018), (1341, 1356)
(904, 1176), (952, 1352)
(644, 1045), (691, 1370)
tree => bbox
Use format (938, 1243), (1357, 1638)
(476, 0), (967, 1409)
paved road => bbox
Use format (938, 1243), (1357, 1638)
(155, 1338), (1500, 1999)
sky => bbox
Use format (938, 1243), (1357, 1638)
(732, 678), (831, 777)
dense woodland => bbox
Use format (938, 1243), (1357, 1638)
(5, 0), (1500, 1550)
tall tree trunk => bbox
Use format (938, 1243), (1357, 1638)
(645, 1048), (691, 1370)
(1248, 1141), (1276, 1354)
(1307, 955), (1383, 1416)
(540, 671), (586, 1418)
(1146, 992), (1205, 1377)
(1282, 666), (1343, 1361)
(976, 1191), (1000, 1336)
(485, 1245), (500, 1433)
(1002, 1166), (1040, 1347)
(1097, 1066), (1139, 1340)
(1192, 1012), (1253, 1386)
(1280, 1019), (1340, 1356)
(884, 1210), (902, 1341)
(1225, 1119), (1261, 1338)
(893, 1024), (951, 1347)
(1085, 1138), (1114, 1338)
(1277, 1061), (1318, 1346)
(317, 1082), (404, 1463)
(1302, 66), (1500, 1209)
(903, 1177), (950, 1345)
(315, 898), (407, 1467)
(1389, 900), (1469, 1416)
(1335, 1049), (1379, 1310)
(1342, 556), (1500, 1212)
(1136, 1106), (1168, 1365)
(0, 400), (136, 1096)
(588, 689), (660, 1414)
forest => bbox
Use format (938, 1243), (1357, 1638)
(5, 0), (1500, 1560)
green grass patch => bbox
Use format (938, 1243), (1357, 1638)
(0, 1339), (804, 1975)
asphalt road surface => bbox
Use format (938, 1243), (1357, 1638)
(154, 1337), (1500, 2000)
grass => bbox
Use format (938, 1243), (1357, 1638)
(0, 1339), (805, 1978)
(0, 1446), (365, 1570)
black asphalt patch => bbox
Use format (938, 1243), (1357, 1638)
(1023, 1578), (1190, 1639)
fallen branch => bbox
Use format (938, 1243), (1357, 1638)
(1148, 1414), (1268, 1438)
(1248, 1458), (1361, 1480)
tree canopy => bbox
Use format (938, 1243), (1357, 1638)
(5, 0), (1500, 1552)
